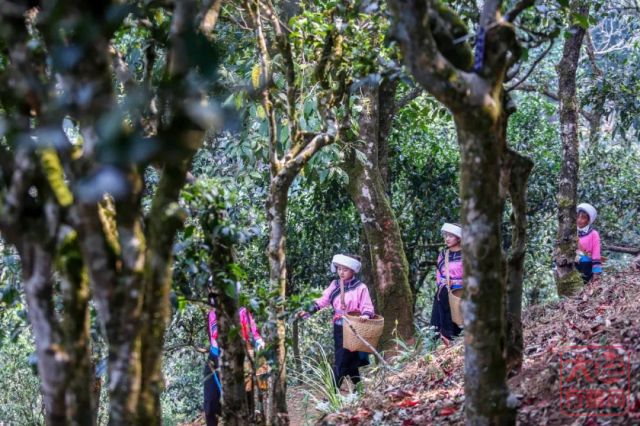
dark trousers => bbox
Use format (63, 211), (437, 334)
(333, 323), (361, 387)
(204, 355), (221, 426)
(430, 286), (462, 340)
(576, 261), (593, 284)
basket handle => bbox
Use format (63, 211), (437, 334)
(445, 249), (451, 290)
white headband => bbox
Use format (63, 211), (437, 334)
(577, 203), (597, 225)
(441, 223), (462, 238)
(330, 254), (361, 274)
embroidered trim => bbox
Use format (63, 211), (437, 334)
(578, 227), (593, 237)
(328, 278), (361, 305)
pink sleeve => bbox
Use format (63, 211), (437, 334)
(314, 281), (336, 311)
(208, 310), (217, 346)
(591, 231), (601, 262)
(435, 252), (443, 286)
(359, 285), (375, 317)
(247, 310), (261, 342)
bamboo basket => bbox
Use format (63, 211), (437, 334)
(342, 313), (384, 353)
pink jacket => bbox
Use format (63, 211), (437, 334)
(578, 228), (602, 273)
(208, 307), (263, 352)
(310, 278), (375, 321)
(436, 250), (463, 290)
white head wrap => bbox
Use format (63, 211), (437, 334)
(330, 254), (361, 274)
(577, 203), (597, 225)
(441, 223), (462, 238)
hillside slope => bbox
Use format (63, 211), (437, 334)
(320, 269), (640, 425)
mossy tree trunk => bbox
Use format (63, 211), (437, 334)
(136, 1), (208, 422)
(57, 232), (95, 424)
(202, 197), (252, 425)
(1, 1), (216, 424)
(343, 83), (414, 345)
(265, 178), (293, 425)
(502, 150), (533, 374)
(20, 240), (68, 425)
(387, 0), (538, 423)
(0, 5), (95, 423)
(554, 0), (590, 297)
(243, 1), (350, 423)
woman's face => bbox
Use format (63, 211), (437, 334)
(443, 232), (461, 248)
(577, 211), (590, 228)
(336, 265), (355, 281)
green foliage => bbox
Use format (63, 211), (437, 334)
(0, 326), (42, 424)
(388, 94), (460, 303)
(160, 305), (209, 424)
(0, 244), (27, 346)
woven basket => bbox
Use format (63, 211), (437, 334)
(342, 313), (384, 353)
(448, 290), (464, 327)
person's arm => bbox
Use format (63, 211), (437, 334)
(591, 231), (602, 277)
(247, 310), (264, 349)
(436, 251), (444, 286)
(208, 310), (220, 357)
(309, 281), (336, 313)
(298, 281), (336, 318)
(358, 285), (375, 318)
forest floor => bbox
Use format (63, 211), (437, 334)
(312, 268), (640, 425)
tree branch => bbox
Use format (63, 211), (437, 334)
(515, 83), (597, 122)
(585, 31), (603, 77)
(506, 39), (555, 91)
(262, 0), (301, 156)
(504, 0), (536, 22)
(244, 0), (280, 173)
(387, 0), (473, 113)
(199, 0), (224, 34)
(394, 86), (423, 112)
(603, 244), (640, 255)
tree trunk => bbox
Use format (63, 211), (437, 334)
(198, 192), (253, 425)
(343, 84), (414, 345)
(210, 249), (251, 425)
(57, 232), (95, 425)
(503, 150), (533, 374)
(137, 156), (199, 424)
(266, 177), (293, 426)
(20, 241), (68, 426)
(457, 114), (515, 425)
(292, 319), (302, 385)
(554, 0), (589, 297)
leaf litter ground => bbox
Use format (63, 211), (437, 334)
(318, 269), (640, 425)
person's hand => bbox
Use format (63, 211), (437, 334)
(297, 311), (310, 320)
(359, 314), (370, 321)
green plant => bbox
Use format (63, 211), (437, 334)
(291, 343), (359, 415)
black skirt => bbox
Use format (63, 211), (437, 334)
(576, 261), (593, 284)
(333, 323), (362, 387)
(203, 355), (221, 426)
(430, 285), (462, 340)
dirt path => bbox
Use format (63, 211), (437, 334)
(287, 385), (323, 426)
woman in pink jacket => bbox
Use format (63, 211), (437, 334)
(299, 254), (375, 388)
(576, 203), (602, 284)
(430, 223), (463, 344)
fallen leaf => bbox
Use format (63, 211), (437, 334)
(396, 398), (420, 408)
(438, 406), (457, 416)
